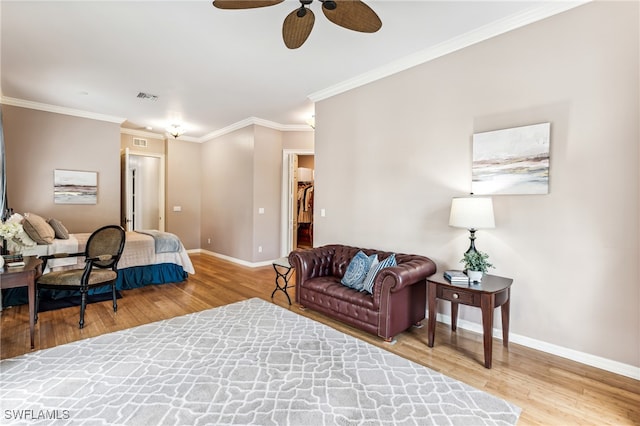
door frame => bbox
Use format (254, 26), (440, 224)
(281, 148), (314, 257)
(122, 148), (166, 232)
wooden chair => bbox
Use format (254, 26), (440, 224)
(35, 225), (126, 329)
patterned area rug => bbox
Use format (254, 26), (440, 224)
(0, 298), (520, 425)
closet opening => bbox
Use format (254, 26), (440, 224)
(281, 149), (314, 256)
(296, 165), (314, 249)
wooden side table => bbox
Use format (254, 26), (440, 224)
(427, 272), (513, 368)
(0, 256), (43, 349)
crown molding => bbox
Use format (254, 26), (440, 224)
(120, 128), (165, 139)
(308, 1), (589, 103)
(200, 116), (313, 142)
(0, 96), (126, 124)
(1, 96), (310, 142)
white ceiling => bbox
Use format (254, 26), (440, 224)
(0, 1), (584, 141)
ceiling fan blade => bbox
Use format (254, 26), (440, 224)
(282, 7), (315, 49)
(212, 0), (284, 10)
(322, 0), (382, 33)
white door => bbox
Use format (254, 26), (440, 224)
(121, 149), (165, 231)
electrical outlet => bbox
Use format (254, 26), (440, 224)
(258, 246), (263, 253)
(207, 238), (211, 244)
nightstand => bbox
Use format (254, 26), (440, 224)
(0, 256), (43, 349)
(427, 271), (513, 368)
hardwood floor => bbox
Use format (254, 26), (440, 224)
(2, 253), (639, 425)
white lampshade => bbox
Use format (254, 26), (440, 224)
(449, 196), (495, 230)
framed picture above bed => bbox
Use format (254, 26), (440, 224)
(54, 169), (98, 204)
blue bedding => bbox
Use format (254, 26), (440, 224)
(1, 263), (188, 307)
(135, 230), (182, 253)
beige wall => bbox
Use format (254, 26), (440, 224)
(201, 125), (312, 263)
(3, 105), (310, 258)
(253, 126), (283, 262)
(201, 126), (255, 260)
(120, 133), (164, 155)
(2, 105), (121, 232)
(282, 130), (314, 150)
(166, 139), (201, 250)
(314, 2), (639, 369)
(120, 132), (200, 249)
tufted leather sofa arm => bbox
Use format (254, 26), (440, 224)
(288, 245), (335, 280)
(377, 256), (437, 293)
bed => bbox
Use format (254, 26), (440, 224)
(2, 230), (195, 307)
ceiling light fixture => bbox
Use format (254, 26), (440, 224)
(306, 115), (315, 129)
(166, 124), (185, 139)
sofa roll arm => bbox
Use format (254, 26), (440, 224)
(375, 256), (437, 294)
(288, 245), (337, 286)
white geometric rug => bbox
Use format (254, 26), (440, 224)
(0, 298), (520, 425)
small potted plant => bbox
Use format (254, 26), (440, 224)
(460, 250), (494, 282)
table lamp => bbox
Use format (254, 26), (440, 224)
(449, 196), (495, 253)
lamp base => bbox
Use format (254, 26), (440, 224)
(465, 228), (478, 254)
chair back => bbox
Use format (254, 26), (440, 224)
(85, 225), (126, 269)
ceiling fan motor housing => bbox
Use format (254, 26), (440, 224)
(321, 1), (337, 11)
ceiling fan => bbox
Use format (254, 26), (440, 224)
(212, 0), (382, 49)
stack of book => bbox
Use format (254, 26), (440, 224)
(3, 253), (25, 268)
(443, 270), (469, 284)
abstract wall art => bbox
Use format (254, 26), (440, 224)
(472, 122), (550, 195)
(54, 169), (98, 204)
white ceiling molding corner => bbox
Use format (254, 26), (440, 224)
(120, 128), (166, 140)
(0, 96), (126, 124)
(308, 1), (590, 103)
(200, 116), (313, 143)
(166, 133), (201, 143)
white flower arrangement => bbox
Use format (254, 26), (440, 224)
(0, 221), (23, 240)
(0, 214), (37, 253)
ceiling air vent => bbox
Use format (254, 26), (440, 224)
(136, 92), (158, 101)
(133, 138), (148, 148)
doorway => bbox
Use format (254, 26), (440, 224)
(295, 155), (314, 249)
(121, 148), (165, 231)
(281, 149), (314, 256)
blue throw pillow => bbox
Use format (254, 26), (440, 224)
(361, 253), (397, 294)
(341, 251), (375, 289)
(351, 254), (377, 291)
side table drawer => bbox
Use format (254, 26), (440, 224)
(439, 287), (477, 305)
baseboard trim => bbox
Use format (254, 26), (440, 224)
(435, 313), (640, 380)
(185, 250), (639, 380)
(197, 249), (274, 268)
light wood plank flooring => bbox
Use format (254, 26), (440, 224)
(1, 253), (639, 425)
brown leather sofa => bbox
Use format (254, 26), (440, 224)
(288, 244), (437, 342)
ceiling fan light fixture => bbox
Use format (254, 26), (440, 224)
(213, 0), (381, 48)
(166, 124), (185, 139)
